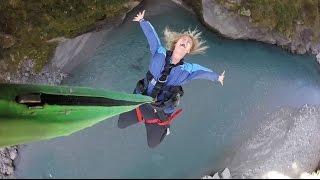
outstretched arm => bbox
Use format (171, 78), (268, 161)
(133, 10), (161, 56)
(181, 63), (225, 86)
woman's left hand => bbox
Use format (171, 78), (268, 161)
(218, 70), (225, 86)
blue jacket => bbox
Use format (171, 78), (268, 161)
(139, 20), (219, 114)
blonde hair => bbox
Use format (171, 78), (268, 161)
(163, 27), (208, 55)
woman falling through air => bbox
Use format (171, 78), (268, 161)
(118, 10), (225, 148)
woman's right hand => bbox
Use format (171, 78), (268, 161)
(133, 10), (145, 22)
(218, 70), (225, 86)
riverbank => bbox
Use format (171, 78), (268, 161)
(179, 0), (320, 64)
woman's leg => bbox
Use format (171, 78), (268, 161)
(145, 123), (169, 148)
(117, 108), (140, 129)
(144, 105), (171, 148)
(118, 102), (171, 148)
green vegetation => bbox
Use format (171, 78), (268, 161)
(0, 0), (136, 72)
(217, 0), (320, 39)
(242, 0), (320, 38)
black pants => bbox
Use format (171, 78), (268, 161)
(118, 103), (170, 148)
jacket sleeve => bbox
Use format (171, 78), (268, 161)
(180, 63), (219, 85)
(139, 19), (162, 56)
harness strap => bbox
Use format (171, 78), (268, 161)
(145, 109), (183, 126)
(136, 107), (144, 122)
(135, 107), (183, 126)
(152, 86), (183, 108)
(149, 51), (184, 99)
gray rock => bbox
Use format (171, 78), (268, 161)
(316, 53), (320, 64)
(9, 149), (17, 160)
(0, 147), (15, 178)
(201, 0), (319, 59)
(23, 73), (29, 77)
(170, 0), (194, 12)
(202, 175), (214, 179)
(202, 0), (274, 41)
(3, 166), (14, 176)
(297, 46), (307, 54)
(239, 7), (251, 17)
(212, 172), (221, 179)
(230, 106), (320, 178)
(0, 149), (5, 155)
(221, 168), (231, 179)
(46, 37), (69, 43)
(0, 157), (12, 165)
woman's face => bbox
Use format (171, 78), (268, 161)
(173, 35), (193, 59)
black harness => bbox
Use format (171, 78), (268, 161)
(135, 51), (184, 109)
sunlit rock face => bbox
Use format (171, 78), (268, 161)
(229, 105), (320, 178)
